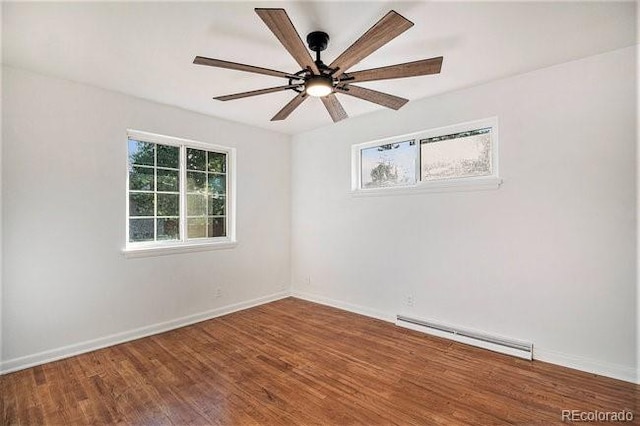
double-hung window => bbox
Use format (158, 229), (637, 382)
(125, 130), (235, 255)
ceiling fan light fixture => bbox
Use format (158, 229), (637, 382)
(196, 9), (443, 122)
(305, 75), (333, 97)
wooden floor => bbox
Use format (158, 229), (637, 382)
(2, 298), (638, 425)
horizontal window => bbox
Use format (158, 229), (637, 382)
(352, 117), (501, 195)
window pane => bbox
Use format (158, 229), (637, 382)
(421, 129), (491, 181)
(128, 140), (155, 166)
(187, 148), (206, 171)
(187, 194), (206, 216)
(208, 174), (226, 196)
(208, 152), (226, 173)
(208, 217), (226, 238)
(129, 193), (154, 216)
(208, 195), (225, 216)
(157, 218), (179, 240)
(157, 193), (179, 216)
(360, 140), (417, 189)
(129, 218), (154, 242)
(129, 166), (154, 191)
(187, 217), (207, 238)
(187, 171), (206, 192)
(157, 169), (179, 192)
(157, 145), (179, 168)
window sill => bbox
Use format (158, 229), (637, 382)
(122, 240), (238, 258)
(351, 176), (503, 198)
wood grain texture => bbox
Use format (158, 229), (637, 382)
(255, 9), (320, 75)
(338, 84), (408, 110)
(193, 56), (298, 79)
(344, 57), (443, 83)
(215, 84), (302, 101)
(329, 10), (414, 75)
(320, 94), (348, 122)
(271, 92), (307, 121)
(2, 298), (638, 425)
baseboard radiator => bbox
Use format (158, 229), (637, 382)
(396, 315), (533, 360)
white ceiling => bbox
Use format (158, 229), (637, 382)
(2, 1), (636, 135)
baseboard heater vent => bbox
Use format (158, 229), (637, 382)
(396, 315), (533, 360)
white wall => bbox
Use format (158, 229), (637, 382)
(637, 35), (640, 385)
(291, 46), (637, 383)
(0, 4), (4, 368)
(1, 66), (291, 370)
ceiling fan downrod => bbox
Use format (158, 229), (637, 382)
(306, 31), (330, 69)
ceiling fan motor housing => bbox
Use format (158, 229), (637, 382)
(306, 31), (330, 52)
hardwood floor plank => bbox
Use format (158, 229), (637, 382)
(2, 297), (638, 425)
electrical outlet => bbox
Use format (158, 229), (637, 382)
(406, 295), (415, 307)
(305, 276), (311, 286)
(214, 287), (222, 298)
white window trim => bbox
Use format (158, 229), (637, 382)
(123, 129), (237, 258)
(123, 241), (238, 258)
(351, 117), (502, 196)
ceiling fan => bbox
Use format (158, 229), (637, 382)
(193, 8), (443, 123)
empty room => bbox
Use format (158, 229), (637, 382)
(1, 1), (638, 424)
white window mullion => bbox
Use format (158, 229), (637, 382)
(225, 154), (229, 239)
(153, 145), (158, 241)
(180, 144), (187, 243)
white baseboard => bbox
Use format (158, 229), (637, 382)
(534, 348), (638, 384)
(293, 291), (638, 385)
(291, 290), (395, 323)
(0, 291), (290, 375)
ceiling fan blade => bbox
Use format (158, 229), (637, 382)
(193, 56), (299, 79)
(214, 84), (303, 101)
(320, 94), (348, 122)
(343, 57), (443, 83)
(337, 85), (408, 110)
(255, 8), (320, 74)
(329, 10), (413, 76)
(271, 92), (308, 121)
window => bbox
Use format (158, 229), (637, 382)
(185, 148), (227, 239)
(420, 128), (492, 181)
(352, 117), (501, 194)
(126, 130), (235, 255)
(360, 140), (418, 189)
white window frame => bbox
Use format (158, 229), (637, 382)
(351, 117), (502, 196)
(124, 129), (237, 258)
